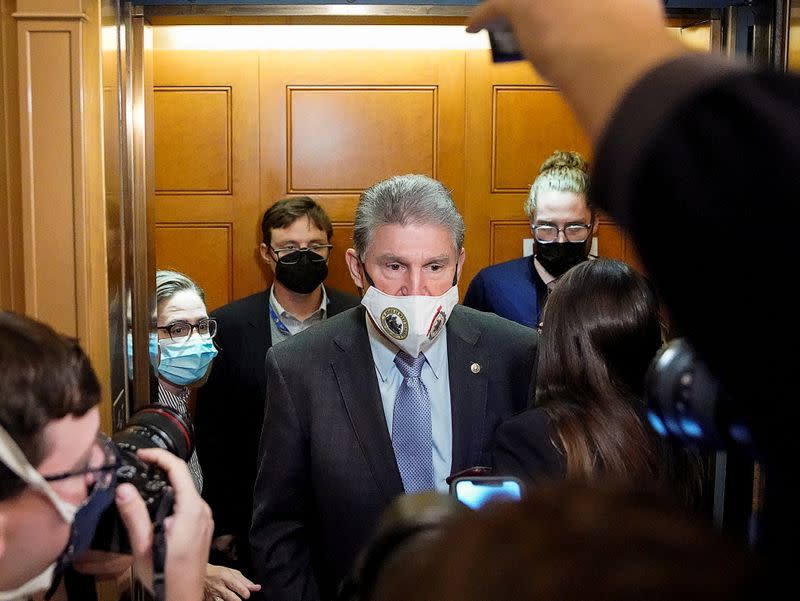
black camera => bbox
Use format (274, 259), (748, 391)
(645, 337), (753, 454)
(90, 404), (194, 553)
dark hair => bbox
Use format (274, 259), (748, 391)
(0, 312), (100, 500)
(537, 259), (702, 505)
(373, 480), (757, 601)
(261, 196), (334, 247)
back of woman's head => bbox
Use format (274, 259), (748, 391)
(538, 259), (662, 402)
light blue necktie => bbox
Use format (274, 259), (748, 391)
(392, 351), (435, 492)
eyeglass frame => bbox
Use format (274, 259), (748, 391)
(269, 244), (333, 265)
(155, 317), (218, 342)
(531, 223), (593, 244)
(42, 433), (121, 484)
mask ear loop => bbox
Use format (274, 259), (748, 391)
(0, 424), (77, 523)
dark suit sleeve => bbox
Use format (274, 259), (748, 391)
(492, 410), (563, 487)
(593, 55), (800, 422)
(195, 316), (244, 539)
(250, 348), (319, 601)
(462, 270), (489, 312)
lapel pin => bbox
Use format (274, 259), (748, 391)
(470, 362), (481, 374)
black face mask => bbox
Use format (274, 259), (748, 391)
(275, 250), (329, 294)
(535, 241), (589, 278)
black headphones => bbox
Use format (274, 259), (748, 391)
(645, 337), (755, 456)
(336, 492), (469, 601)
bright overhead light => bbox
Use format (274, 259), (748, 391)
(154, 25), (491, 51)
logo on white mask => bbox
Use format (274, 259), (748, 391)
(362, 285), (459, 357)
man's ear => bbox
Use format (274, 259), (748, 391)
(456, 248), (466, 285)
(259, 243), (275, 271)
(345, 249), (365, 290)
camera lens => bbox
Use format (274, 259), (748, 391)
(90, 404), (193, 553)
(114, 404), (194, 460)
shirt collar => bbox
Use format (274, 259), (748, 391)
(365, 311), (448, 382)
(269, 284), (329, 319)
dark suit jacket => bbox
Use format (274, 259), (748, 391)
(194, 286), (359, 570)
(250, 304), (537, 601)
(462, 256), (545, 328)
(492, 408), (565, 486)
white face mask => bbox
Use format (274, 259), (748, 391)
(0, 425), (78, 599)
(0, 563), (56, 601)
(361, 285), (459, 357)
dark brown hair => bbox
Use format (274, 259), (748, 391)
(538, 259), (703, 505)
(0, 312), (100, 499)
(373, 480), (757, 601)
(261, 196), (334, 246)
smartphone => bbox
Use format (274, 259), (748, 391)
(487, 24), (524, 63)
(450, 476), (523, 509)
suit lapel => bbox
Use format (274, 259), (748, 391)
(447, 307), (488, 472)
(245, 291), (272, 393)
(331, 308), (404, 502)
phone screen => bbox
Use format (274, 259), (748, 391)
(453, 478), (522, 509)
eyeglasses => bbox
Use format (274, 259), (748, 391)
(156, 318), (217, 342)
(532, 224), (592, 243)
(42, 433), (120, 488)
(270, 244), (333, 265)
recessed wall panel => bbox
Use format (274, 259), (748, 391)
(288, 86), (437, 192)
(154, 87), (231, 194)
(492, 86), (591, 193)
(154, 223), (232, 311)
(490, 221), (531, 265)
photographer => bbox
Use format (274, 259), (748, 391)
(0, 311), (212, 601)
(467, 0), (799, 587)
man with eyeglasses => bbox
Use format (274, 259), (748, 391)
(0, 311), (212, 601)
(463, 150), (595, 328)
(195, 197), (359, 575)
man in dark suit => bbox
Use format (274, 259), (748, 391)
(195, 197), (359, 574)
(250, 174), (538, 601)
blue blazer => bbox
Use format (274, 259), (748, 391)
(462, 256), (543, 328)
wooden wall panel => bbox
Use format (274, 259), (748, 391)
(152, 32), (686, 310)
(154, 87), (231, 193)
(153, 51), (260, 307)
(493, 87), (593, 192)
(288, 86), (437, 191)
(490, 221), (531, 265)
(154, 223), (232, 312)
(260, 49), (465, 298)
(14, 0), (111, 433)
(327, 223), (359, 296)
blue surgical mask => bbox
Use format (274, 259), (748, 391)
(153, 336), (218, 386)
(128, 332), (161, 380)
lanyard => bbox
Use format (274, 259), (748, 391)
(269, 305), (292, 337)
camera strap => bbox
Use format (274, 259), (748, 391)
(152, 486), (175, 601)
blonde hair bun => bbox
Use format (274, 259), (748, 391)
(539, 150), (588, 174)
